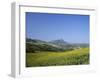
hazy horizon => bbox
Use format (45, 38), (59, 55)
(26, 38), (89, 44)
(26, 12), (89, 43)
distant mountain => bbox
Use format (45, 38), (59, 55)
(49, 39), (69, 46)
(49, 39), (73, 50)
(26, 38), (89, 53)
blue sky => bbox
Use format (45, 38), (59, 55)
(26, 12), (89, 43)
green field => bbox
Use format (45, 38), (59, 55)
(26, 48), (89, 67)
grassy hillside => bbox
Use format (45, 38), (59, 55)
(26, 38), (74, 53)
(26, 48), (89, 67)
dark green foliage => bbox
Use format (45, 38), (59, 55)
(26, 43), (35, 53)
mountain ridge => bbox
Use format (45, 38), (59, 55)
(26, 38), (89, 53)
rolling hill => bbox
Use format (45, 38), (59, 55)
(26, 38), (89, 53)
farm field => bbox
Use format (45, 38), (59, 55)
(26, 48), (89, 67)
